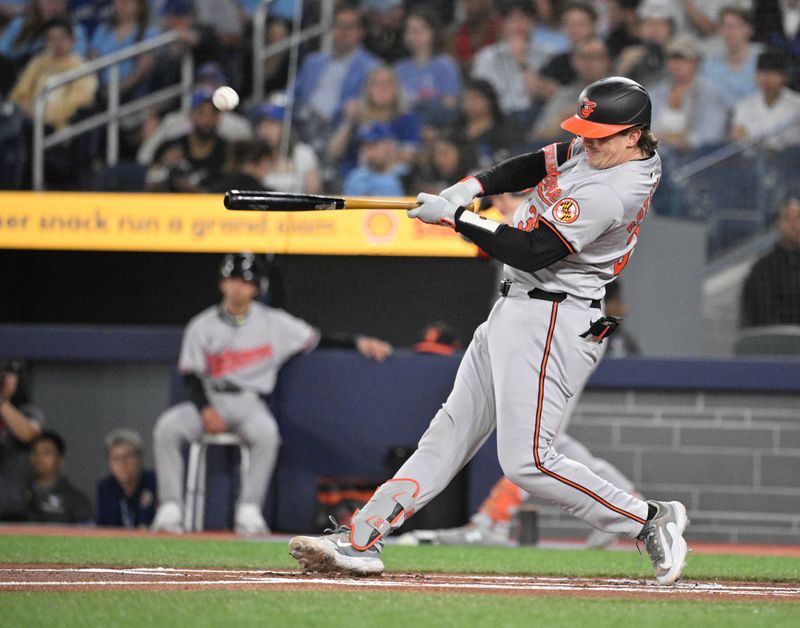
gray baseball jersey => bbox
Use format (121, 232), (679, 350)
(179, 302), (319, 394)
(154, 302), (319, 509)
(385, 142), (661, 541)
(506, 138), (662, 300)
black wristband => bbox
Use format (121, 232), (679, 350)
(182, 373), (210, 412)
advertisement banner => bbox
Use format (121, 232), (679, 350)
(0, 192), (488, 257)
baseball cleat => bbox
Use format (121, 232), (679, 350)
(234, 503), (270, 536)
(637, 500), (689, 585)
(289, 517), (384, 576)
(151, 501), (184, 534)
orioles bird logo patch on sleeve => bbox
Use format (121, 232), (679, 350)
(578, 98), (597, 118)
(553, 198), (580, 224)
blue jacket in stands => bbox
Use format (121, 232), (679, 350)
(96, 469), (157, 528)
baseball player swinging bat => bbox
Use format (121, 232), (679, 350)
(224, 190), (421, 212)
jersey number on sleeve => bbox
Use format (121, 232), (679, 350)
(614, 180), (658, 276)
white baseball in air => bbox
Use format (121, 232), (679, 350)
(212, 86), (239, 111)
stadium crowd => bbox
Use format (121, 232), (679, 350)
(0, 0), (798, 213)
(1, 0), (799, 531)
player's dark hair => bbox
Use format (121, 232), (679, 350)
(635, 126), (659, 156)
(35, 430), (66, 456)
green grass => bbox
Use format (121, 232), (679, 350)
(1, 591), (798, 628)
(1, 534), (799, 582)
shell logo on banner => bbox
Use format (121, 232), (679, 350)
(362, 210), (398, 245)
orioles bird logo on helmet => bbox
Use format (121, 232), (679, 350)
(579, 97), (597, 119)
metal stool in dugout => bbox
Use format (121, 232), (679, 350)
(183, 433), (250, 532)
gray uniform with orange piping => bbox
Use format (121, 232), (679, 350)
(347, 77), (661, 550)
(153, 301), (318, 510)
(355, 148), (661, 545)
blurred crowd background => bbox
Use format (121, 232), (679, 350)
(0, 0), (799, 255)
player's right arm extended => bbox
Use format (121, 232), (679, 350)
(454, 210), (574, 272)
(471, 142), (571, 195)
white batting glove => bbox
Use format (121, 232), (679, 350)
(439, 177), (483, 208)
(408, 193), (459, 228)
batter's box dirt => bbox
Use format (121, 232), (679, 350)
(1, 566), (799, 601)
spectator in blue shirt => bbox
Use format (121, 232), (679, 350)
(88, 0), (159, 99)
(0, 0), (89, 60)
(326, 64), (421, 179)
(700, 7), (762, 109)
(649, 36), (731, 151)
(96, 428), (156, 528)
(343, 121), (405, 196)
(393, 7), (461, 127)
(292, 2), (379, 150)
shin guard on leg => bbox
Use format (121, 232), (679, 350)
(350, 478), (419, 550)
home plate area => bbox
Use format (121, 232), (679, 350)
(2, 566), (799, 601)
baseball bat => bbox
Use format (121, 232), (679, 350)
(224, 190), (420, 212)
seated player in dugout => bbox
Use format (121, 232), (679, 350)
(289, 77), (690, 587)
(151, 253), (393, 535)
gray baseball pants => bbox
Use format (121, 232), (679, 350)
(395, 295), (648, 537)
(153, 390), (279, 507)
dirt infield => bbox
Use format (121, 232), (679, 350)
(2, 565), (799, 601)
(3, 524), (800, 557)
(2, 527), (799, 601)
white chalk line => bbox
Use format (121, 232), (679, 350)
(1, 567), (799, 597)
